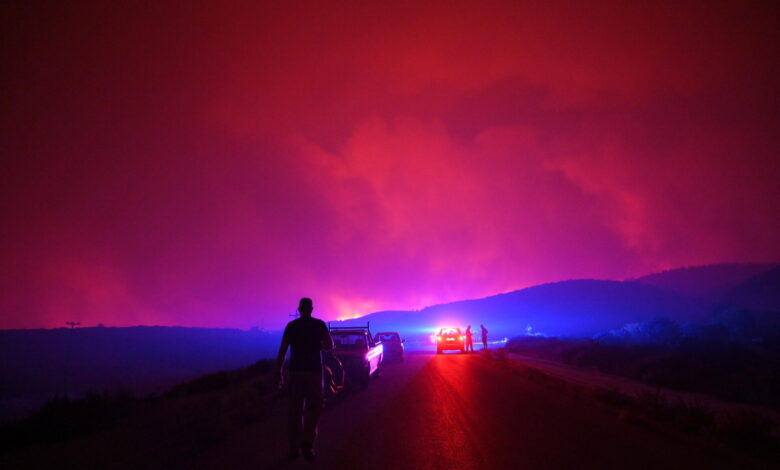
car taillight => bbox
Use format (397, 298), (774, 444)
(436, 336), (441, 341)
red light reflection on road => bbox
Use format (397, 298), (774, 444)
(324, 353), (484, 470)
(417, 354), (485, 470)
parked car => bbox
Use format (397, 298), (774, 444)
(374, 331), (405, 362)
(329, 324), (383, 389)
(436, 327), (465, 354)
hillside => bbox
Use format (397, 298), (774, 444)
(721, 266), (780, 314)
(0, 326), (278, 421)
(332, 279), (709, 339)
(632, 263), (778, 300)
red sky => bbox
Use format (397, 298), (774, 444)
(1, 1), (778, 329)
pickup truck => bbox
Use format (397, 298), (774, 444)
(329, 323), (383, 389)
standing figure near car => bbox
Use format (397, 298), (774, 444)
(464, 325), (474, 353)
(274, 297), (333, 462)
(480, 324), (489, 350)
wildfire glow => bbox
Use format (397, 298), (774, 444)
(1, 1), (778, 330)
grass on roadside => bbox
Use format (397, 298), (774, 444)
(0, 359), (277, 455)
(490, 347), (779, 462)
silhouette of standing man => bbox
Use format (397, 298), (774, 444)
(480, 324), (489, 350)
(464, 325), (474, 352)
(275, 297), (333, 462)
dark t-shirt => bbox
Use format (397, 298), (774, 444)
(283, 317), (329, 373)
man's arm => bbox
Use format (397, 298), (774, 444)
(275, 335), (289, 373)
(275, 330), (290, 385)
(321, 324), (333, 351)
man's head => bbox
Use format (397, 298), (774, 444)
(298, 297), (314, 317)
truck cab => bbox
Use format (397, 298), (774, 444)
(329, 324), (383, 389)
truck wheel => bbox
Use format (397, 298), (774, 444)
(361, 365), (370, 389)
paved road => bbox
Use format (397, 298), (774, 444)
(197, 351), (742, 470)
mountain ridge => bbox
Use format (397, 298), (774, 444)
(335, 263), (780, 338)
(631, 263), (778, 299)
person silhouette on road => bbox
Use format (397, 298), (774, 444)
(464, 325), (474, 352)
(275, 297), (333, 462)
(480, 324), (489, 350)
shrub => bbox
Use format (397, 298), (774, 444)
(0, 393), (135, 452)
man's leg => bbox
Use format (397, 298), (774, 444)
(288, 373), (305, 453)
(301, 372), (324, 449)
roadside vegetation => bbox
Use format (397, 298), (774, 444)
(592, 387), (777, 457)
(506, 313), (780, 409)
(0, 359), (277, 463)
(485, 350), (779, 465)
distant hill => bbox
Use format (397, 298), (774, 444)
(720, 266), (780, 313)
(631, 263), (778, 300)
(332, 279), (709, 340)
(0, 326), (278, 421)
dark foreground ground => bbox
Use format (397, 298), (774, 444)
(4, 351), (775, 469)
(195, 352), (760, 470)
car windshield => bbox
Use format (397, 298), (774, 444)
(439, 328), (461, 336)
(332, 332), (368, 349)
(376, 333), (399, 341)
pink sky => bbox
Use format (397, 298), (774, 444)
(1, 1), (778, 329)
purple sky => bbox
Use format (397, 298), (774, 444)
(1, 1), (779, 329)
